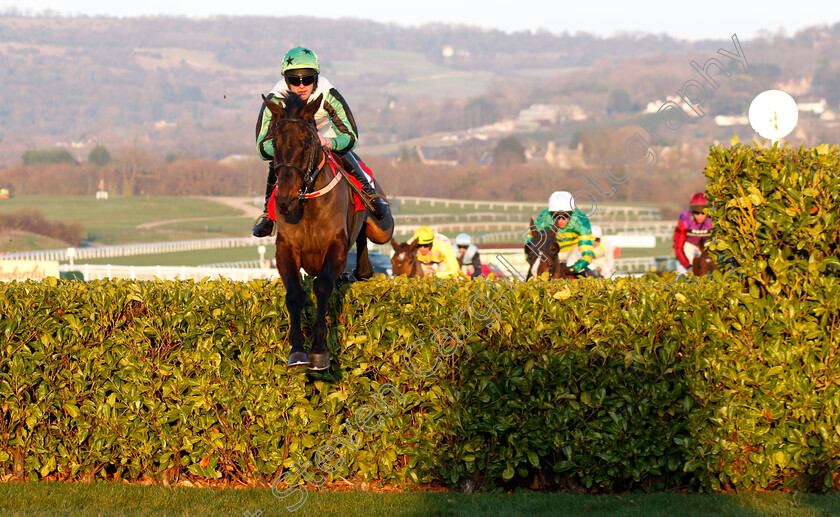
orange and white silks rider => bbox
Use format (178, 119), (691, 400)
(411, 226), (462, 279)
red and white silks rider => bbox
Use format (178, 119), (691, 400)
(252, 46), (390, 237)
(673, 192), (713, 275)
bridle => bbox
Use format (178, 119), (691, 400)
(268, 118), (329, 201)
(527, 229), (566, 279)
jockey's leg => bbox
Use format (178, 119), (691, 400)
(561, 248), (579, 267)
(252, 164), (276, 237)
(677, 242), (700, 275)
(338, 151), (390, 220)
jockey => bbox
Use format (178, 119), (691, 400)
(411, 226), (461, 278)
(528, 191), (595, 275)
(452, 233), (482, 278)
(588, 225), (615, 278)
(674, 191), (713, 275)
(252, 46), (390, 237)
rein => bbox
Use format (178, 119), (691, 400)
(269, 118), (339, 201)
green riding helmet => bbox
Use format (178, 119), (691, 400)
(282, 46), (320, 76)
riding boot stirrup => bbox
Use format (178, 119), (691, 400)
(252, 213), (275, 238)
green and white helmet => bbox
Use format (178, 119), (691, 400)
(282, 46), (320, 76)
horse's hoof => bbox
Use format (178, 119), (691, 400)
(308, 352), (330, 371)
(287, 351), (310, 367)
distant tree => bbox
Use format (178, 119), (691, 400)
(492, 136), (526, 168)
(465, 97), (498, 128)
(813, 63), (840, 106)
(88, 144), (111, 166)
(113, 146), (155, 196)
(607, 88), (636, 114)
(22, 149), (75, 165)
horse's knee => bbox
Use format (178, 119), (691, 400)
(365, 218), (394, 244)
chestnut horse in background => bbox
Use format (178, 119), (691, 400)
(692, 239), (717, 276)
(260, 92), (394, 370)
(389, 239), (425, 278)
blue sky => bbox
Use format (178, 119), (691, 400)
(3, 0), (838, 41)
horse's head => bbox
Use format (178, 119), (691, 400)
(261, 92), (324, 216)
(390, 238), (422, 277)
(692, 239), (718, 276)
(524, 221), (569, 279)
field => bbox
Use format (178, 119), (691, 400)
(0, 194), (675, 266)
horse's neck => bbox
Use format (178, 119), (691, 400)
(412, 256), (424, 278)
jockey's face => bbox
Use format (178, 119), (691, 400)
(691, 209), (708, 224)
(291, 82), (315, 101)
(552, 213), (570, 229)
(285, 74), (317, 101)
(418, 243), (432, 256)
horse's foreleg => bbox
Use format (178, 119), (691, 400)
(309, 239), (346, 370)
(276, 244), (309, 367)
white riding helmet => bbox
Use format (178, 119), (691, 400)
(591, 225), (603, 238)
(455, 233), (471, 246)
(548, 191), (574, 212)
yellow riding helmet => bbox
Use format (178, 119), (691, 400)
(414, 226), (435, 245)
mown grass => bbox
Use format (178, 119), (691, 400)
(0, 483), (838, 517)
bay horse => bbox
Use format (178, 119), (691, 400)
(524, 220), (574, 280)
(389, 238), (425, 278)
(692, 239), (717, 276)
(261, 92), (394, 370)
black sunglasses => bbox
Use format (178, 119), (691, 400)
(418, 243), (432, 249)
(286, 75), (316, 87)
(691, 209), (706, 214)
(457, 245), (469, 249)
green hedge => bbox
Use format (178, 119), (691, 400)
(2, 271), (839, 493)
(1, 143), (838, 493)
(705, 141), (840, 297)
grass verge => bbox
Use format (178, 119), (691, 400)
(0, 483), (838, 517)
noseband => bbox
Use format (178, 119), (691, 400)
(269, 118), (324, 201)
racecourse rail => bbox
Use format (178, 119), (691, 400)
(54, 253), (674, 281)
(2, 222), (676, 263)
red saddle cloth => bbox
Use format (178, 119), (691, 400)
(266, 152), (368, 221)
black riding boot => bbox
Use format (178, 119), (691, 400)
(252, 165), (276, 237)
(339, 151), (390, 220)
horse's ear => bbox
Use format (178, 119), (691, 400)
(408, 239), (419, 251)
(262, 94), (285, 119)
(390, 238), (399, 249)
(301, 94), (323, 122)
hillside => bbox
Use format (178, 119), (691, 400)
(3, 14), (839, 167)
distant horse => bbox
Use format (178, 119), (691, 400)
(692, 239), (717, 277)
(261, 92), (394, 370)
(390, 238), (424, 278)
(524, 221), (574, 280)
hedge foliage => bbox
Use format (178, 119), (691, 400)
(1, 143), (838, 493)
(2, 271), (839, 492)
(705, 141), (840, 297)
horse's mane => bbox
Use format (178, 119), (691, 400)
(281, 92), (309, 120)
